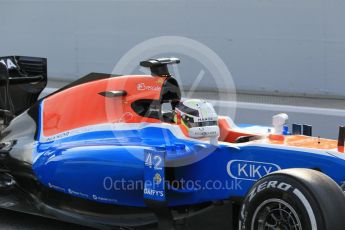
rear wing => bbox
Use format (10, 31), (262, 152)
(0, 56), (47, 84)
(0, 56), (47, 124)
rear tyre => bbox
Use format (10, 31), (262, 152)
(239, 168), (345, 230)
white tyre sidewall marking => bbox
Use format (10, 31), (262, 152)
(293, 188), (318, 230)
(242, 182), (318, 230)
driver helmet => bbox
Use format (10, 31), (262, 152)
(174, 99), (219, 139)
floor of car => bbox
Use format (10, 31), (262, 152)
(0, 202), (234, 230)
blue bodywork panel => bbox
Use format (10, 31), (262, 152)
(32, 103), (345, 208)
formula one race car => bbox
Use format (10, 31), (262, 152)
(1, 56), (345, 230)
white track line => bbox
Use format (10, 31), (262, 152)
(210, 100), (345, 117)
